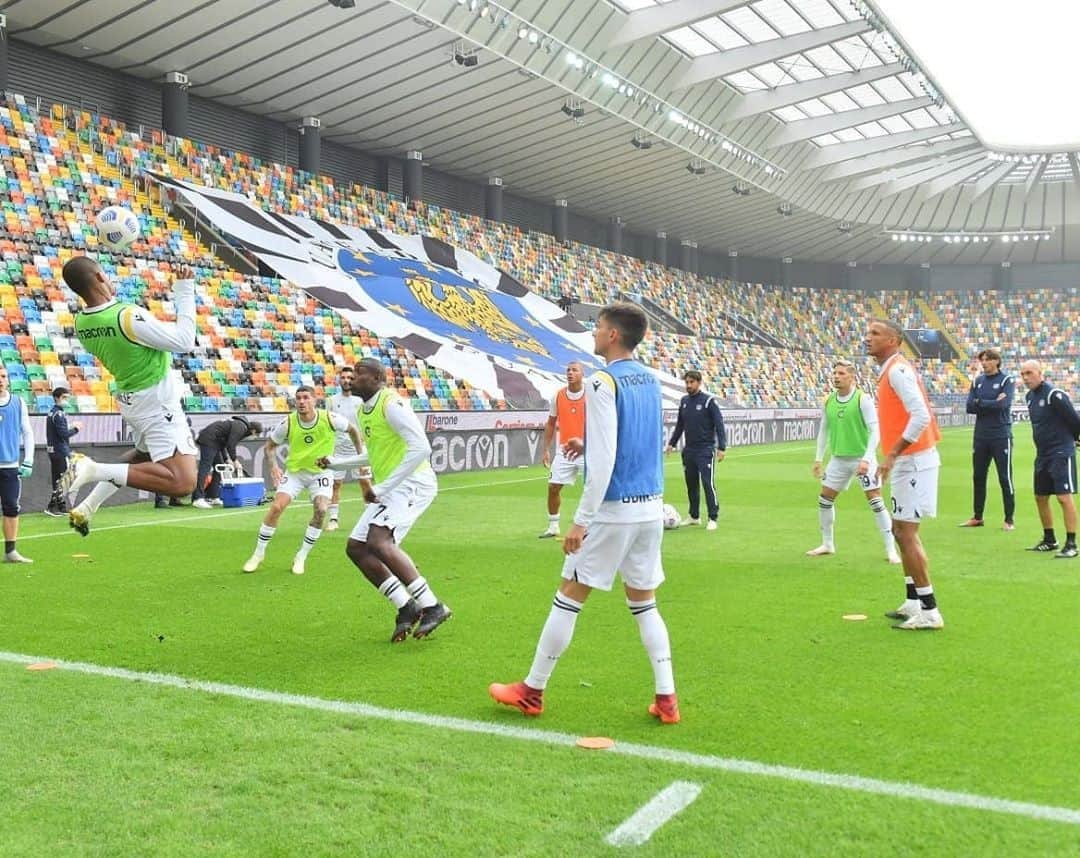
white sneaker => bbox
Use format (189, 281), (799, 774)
(242, 554), (262, 573)
(885, 599), (922, 620)
(3, 551), (32, 564)
(192, 498), (212, 509)
(887, 550), (902, 565)
(326, 519), (339, 532)
(705, 520), (718, 531)
(291, 554), (306, 575)
(59, 453), (97, 500)
(805, 545), (836, 556)
(894, 608), (944, 630)
(209, 498), (224, 507)
(682, 517), (701, 526)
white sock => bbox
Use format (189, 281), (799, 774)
(79, 482), (120, 515)
(406, 576), (438, 609)
(296, 525), (322, 559)
(329, 503), (339, 521)
(869, 496), (895, 553)
(524, 592), (582, 690)
(253, 524), (275, 558)
(818, 495), (835, 548)
(547, 513), (559, 531)
(93, 462), (129, 487)
(378, 577), (411, 609)
(628, 599), (675, 695)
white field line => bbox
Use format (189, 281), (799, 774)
(18, 474), (550, 542)
(1, 651), (1077, 827)
(604, 781), (703, 847)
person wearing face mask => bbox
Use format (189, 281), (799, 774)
(45, 387), (82, 517)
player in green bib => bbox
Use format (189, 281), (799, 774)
(59, 255), (200, 536)
(322, 358), (451, 642)
(243, 385), (362, 576)
(807, 359), (900, 564)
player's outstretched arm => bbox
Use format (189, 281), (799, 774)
(119, 265), (198, 353)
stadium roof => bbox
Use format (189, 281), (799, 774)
(9, 0), (1080, 265)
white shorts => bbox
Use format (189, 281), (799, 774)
(349, 472), (437, 544)
(118, 382), (197, 463)
(549, 450), (584, 486)
(823, 457), (880, 493)
(889, 457), (939, 522)
(560, 519), (665, 592)
(331, 468), (363, 483)
(276, 470), (334, 501)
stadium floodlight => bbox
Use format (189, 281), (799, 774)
(631, 133), (653, 150)
(731, 182), (750, 196)
(686, 160), (706, 176)
(453, 41), (479, 67)
(838, 221), (853, 234)
(776, 203), (793, 217)
(560, 98), (585, 120)
(327, 0), (355, 7)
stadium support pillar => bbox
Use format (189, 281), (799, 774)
(680, 239), (693, 272)
(607, 217), (623, 254)
(299, 116), (321, 175)
(162, 71), (190, 139)
(690, 241), (699, 274)
(728, 249), (739, 281)
(994, 261), (1012, 291)
(654, 231), (667, 266)
(781, 257), (792, 289)
(403, 150), (423, 205)
(485, 177), (504, 222)
(552, 198), (568, 243)
(0, 16), (8, 95)
(375, 157), (392, 193)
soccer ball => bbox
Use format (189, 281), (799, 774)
(662, 503), (681, 530)
(95, 206), (140, 251)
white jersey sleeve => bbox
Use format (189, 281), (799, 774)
(858, 392), (880, 464)
(119, 279), (197, 353)
(269, 417), (290, 445)
(887, 362), (931, 444)
(815, 411), (829, 461)
(573, 372), (617, 529)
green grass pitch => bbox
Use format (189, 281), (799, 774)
(1, 425), (1078, 856)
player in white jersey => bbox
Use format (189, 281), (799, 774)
(243, 386), (362, 576)
(326, 365), (365, 531)
(60, 256), (199, 536)
(807, 359), (900, 564)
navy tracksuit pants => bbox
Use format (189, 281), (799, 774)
(972, 437), (1015, 522)
(682, 446), (719, 521)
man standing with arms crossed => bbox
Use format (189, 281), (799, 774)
(326, 364), (363, 532)
(0, 365), (34, 563)
(665, 370), (726, 530)
(59, 256), (199, 535)
(806, 359), (900, 564)
(491, 303), (678, 723)
(539, 361), (585, 538)
(867, 319), (945, 630)
(1019, 360), (1080, 558)
(960, 348), (1016, 530)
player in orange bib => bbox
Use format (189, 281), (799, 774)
(867, 319), (944, 630)
(539, 362), (586, 538)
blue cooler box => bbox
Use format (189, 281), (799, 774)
(220, 477), (265, 508)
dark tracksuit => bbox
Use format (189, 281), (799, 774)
(668, 391), (726, 521)
(966, 370), (1015, 522)
(192, 416), (252, 500)
(45, 404), (78, 512)
(1026, 381), (1080, 496)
